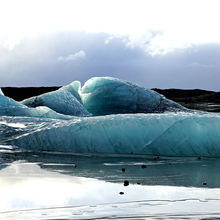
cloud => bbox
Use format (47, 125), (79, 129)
(124, 30), (165, 55)
(187, 62), (215, 69)
(105, 30), (192, 56)
(57, 50), (86, 62)
(1, 0), (220, 55)
(0, 31), (220, 91)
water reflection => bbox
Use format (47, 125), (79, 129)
(1, 151), (220, 219)
(1, 151), (220, 188)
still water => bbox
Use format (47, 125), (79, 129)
(1, 149), (220, 219)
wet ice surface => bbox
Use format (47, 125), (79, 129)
(1, 151), (220, 219)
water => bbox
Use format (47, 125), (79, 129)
(1, 150), (220, 219)
(183, 102), (220, 112)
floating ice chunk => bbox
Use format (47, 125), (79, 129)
(0, 89), (4, 96)
(80, 77), (188, 115)
(0, 95), (74, 120)
(22, 81), (90, 116)
(4, 112), (220, 157)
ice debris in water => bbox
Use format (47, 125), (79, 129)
(2, 112), (220, 157)
(22, 81), (90, 117)
(0, 95), (74, 120)
(80, 77), (189, 115)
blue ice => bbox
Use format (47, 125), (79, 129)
(80, 77), (189, 115)
(0, 94), (74, 120)
(1, 77), (219, 157)
(22, 81), (90, 117)
(2, 112), (220, 157)
(0, 88), (4, 96)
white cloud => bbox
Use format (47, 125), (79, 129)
(57, 50), (86, 62)
(1, 0), (220, 54)
(0, 0), (220, 55)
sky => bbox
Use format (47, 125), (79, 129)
(0, 0), (220, 90)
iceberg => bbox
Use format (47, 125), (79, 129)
(0, 94), (74, 120)
(22, 81), (90, 117)
(80, 77), (189, 115)
(20, 77), (189, 116)
(1, 77), (219, 157)
(2, 112), (220, 157)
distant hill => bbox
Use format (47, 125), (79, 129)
(2, 87), (60, 101)
(153, 88), (220, 112)
(153, 88), (220, 103)
(153, 88), (216, 101)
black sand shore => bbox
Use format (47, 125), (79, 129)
(2, 87), (220, 112)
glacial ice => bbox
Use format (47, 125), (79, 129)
(1, 77), (219, 157)
(80, 77), (188, 115)
(61, 80), (82, 103)
(0, 95), (74, 120)
(22, 81), (90, 116)
(2, 112), (220, 157)
(0, 88), (4, 96)
(20, 77), (189, 116)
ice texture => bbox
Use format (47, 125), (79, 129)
(61, 80), (82, 103)
(2, 77), (218, 157)
(0, 95), (74, 120)
(80, 77), (188, 115)
(2, 112), (220, 157)
(22, 81), (90, 116)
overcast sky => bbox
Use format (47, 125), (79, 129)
(0, 0), (220, 90)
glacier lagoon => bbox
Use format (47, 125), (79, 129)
(1, 77), (220, 219)
(1, 151), (220, 219)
